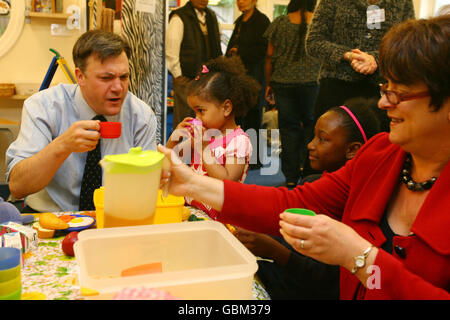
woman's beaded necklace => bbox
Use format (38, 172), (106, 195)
(400, 154), (437, 191)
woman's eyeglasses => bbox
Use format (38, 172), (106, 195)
(379, 83), (430, 105)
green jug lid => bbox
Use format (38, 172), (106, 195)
(102, 147), (165, 174)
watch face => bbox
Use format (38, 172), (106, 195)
(356, 257), (365, 268)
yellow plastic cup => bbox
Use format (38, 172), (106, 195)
(0, 275), (21, 296)
(0, 247), (21, 298)
(0, 287), (21, 300)
(0, 265), (20, 282)
(93, 187), (105, 229)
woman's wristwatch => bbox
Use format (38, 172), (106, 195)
(351, 245), (374, 274)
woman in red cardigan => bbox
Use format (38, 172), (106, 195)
(158, 16), (450, 299)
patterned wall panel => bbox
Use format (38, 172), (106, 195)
(121, 0), (166, 144)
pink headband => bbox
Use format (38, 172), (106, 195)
(339, 105), (367, 143)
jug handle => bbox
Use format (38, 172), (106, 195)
(161, 156), (171, 199)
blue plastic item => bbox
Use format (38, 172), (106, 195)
(0, 248), (21, 271)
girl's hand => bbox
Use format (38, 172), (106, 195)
(190, 121), (207, 156)
(234, 227), (290, 264)
(265, 86), (275, 105)
(279, 212), (372, 271)
(178, 117), (195, 135)
(157, 144), (196, 197)
(166, 117), (195, 148)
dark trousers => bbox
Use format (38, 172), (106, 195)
(273, 83), (319, 185)
(237, 61), (266, 167)
(256, 236), (340, 300)
(172, 76), (195, 131)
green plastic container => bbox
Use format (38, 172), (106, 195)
(0, 265), (20, 282)
(284, 208), (316, 216)
(0, 287), (21, 300)
(0, 275), (21, 295)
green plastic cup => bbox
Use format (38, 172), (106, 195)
(0, 287), (21, 300)
(284, 208), (316, 216)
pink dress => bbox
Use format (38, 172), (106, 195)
(185, 127), (252, 219)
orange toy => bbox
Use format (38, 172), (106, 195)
(120, 262), (163, 277)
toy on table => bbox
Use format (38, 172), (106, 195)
(120, 262), (163, 277)
(0, 197), (34, 225)
(0, 221), (38, 254)
(61, 232), (79, 257)
(32, 212), (95, 239)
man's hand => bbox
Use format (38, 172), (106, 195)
(56, 120), (101, 154)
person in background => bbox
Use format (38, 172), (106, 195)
(166, 56), (260, 219)
(226, 0), (270, 169)
(166, 0), (222, 131)
(6, 30), (157, 213)
(159, 16), (450, 299)
(264, 0), (320, 188)
(306, 0), (415, 122)
(235, 101), (381, 299)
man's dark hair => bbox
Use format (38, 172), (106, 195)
(72, 30), (131, 72)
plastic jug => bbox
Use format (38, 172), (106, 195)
(100, 147), (165, 228)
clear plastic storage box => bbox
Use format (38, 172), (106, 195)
(74, 221), (258, 299)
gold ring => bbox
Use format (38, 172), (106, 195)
(301, 239), (305, 249)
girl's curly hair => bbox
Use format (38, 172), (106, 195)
(187, 56), (261, 117)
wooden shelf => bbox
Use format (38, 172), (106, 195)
(26, 12), (70, 21)
(0, 95), (30, 101)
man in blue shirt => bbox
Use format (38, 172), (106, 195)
(6, 30), (157, 212)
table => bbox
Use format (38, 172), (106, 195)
(20, 208), (270, 300)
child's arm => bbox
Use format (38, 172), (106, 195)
(202, 149), (247, 182)
(234, 227), (291, 266)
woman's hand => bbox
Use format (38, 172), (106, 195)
(265, 86), (275, 105)
(349, 49), (378, 75)
(157, 144), (196, 197)
(279, 212), (373, 271)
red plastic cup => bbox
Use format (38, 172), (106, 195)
(100, 122), (121, 139)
